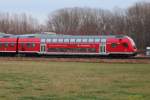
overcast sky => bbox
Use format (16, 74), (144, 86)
(0, 0), (148, 23)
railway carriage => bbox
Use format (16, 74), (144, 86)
(0, 33), (17, 55)
(17, 33), (137, 57)
(42, 35), (101, 55)
(0, 32), (137, 57)
(18, 37), (40, 54)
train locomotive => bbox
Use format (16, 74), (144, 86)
(0, 32), (137, 57)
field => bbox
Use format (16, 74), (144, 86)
(0, 60), (150, 100)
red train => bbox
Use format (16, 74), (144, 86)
(0, 32), (137, 57)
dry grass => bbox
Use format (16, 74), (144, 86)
(0, 61), (150, 100)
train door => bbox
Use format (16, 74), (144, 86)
(40, 39), (46, 54)
(99, 39), (107, 55)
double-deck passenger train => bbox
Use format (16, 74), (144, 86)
(0, 32), (137, 57)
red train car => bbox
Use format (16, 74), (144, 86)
(18, 37), (40, 54)
(0, 33), (137, 57)
(17, 33), (137, 57)
(106, 36), (137, 55)
(0, 34), (17, 55)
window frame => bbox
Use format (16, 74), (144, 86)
(111, 43), (118, 48)
(58, 38), (64, 43)
(64, 38), (69, 43)
(52, 38), (57, 43)
(10, 43), (15, 47)
(76, 38), (82, 43)
(26, 43), (36, 48)
(70, 38), (76, 43)
(82, 38), (88, 43)
(4, 43), (9, 48)
(47, 39), (51, 43)
(0, 43), (2, 48)
(88, 38), (94, 43)
(95, 38), (100, 43)
(122, 42), (129, 48)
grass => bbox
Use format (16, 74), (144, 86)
(0, 61), (150, 100)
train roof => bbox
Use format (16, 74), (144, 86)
(0, 32), (17, 38)
(0, 32), (127, 39)
(0, 32), (6, 35)
(18, 33), (127, 39)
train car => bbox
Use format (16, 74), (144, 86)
(18, 33), (137, 57)
(106, 35), (137, 56)
(0, 32), (137, 57)
(0, 33), (18, 56)
(44, 35), (100, 55)
(17, 34), (41, 55)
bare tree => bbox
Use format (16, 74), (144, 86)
(0, 13), (42, 34)
(126, 2), (150, 49)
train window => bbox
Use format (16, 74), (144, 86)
(82, 39), (88, 43)
(4, 43), (9, 48)
(0, 43), (2, 48)
(20, 43), (24, 47)
(79, 48), (86, 52)
(32, 43), (36, 47)
(10, 43), (15, 47)
(122, 43), (128, 48)
(76, 39), (81, 42)
(52, 39), (57, 43)
(3, 36), (10, 38)
(27, 43), (31, 48)
(48, 48), (55, 52)
(95, 38), (100, 42)
(41, 39), (46, 43)
(87, 48), (96, 52)
(58, 39), (63, 43)
(70, 39), (75, 43)
(64, 39), (69, 43)
(0, 43), (2, 47)
(47, 39), (51, 43)
(89, 39), (94, 42)
(26, 43), (35, 48)
(111, 43), (117, 48)
(28, 36), (35, 38)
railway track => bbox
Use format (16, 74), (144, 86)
(128, 56), (150, 59)
(0, 56), (150, 64)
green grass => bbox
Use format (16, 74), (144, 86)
(0, 61), (150, 100)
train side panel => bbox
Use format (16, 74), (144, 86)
(106, 37), (137, 55)
(37, 38), (102, 55)
(0, 34), (138, 57)
(46, 43), (100, 55)
(18, 38), (40, 54)
(0, 38), (17, 53)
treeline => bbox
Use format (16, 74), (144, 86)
(0, 2), (150, 49)
(47, 2), (150, 49)
(0, 13), (44, 34)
